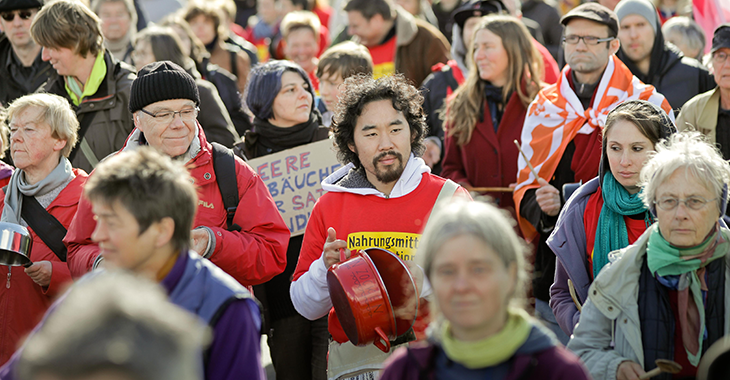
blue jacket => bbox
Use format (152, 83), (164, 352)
(161, 251), (264, 380)
(165, 250), (258, 326)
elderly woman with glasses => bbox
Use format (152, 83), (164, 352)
(568, 131), (730, 380)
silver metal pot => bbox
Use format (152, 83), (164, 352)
(0, 222), (32, 267)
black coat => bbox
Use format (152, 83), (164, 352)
(638, 255), (726, 380)
(195, 77), (240, 148)
(0, 35), (52, 107)
(243, 120), (329, 323)
(421, 62), (461, 141)
(198, 59), (252, 136)
(522, 0), (563, 61)
(616, 20), (715, 112)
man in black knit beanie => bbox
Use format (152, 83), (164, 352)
(61, 61), (290, 379)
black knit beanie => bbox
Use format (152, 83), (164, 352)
(129, 61), (200, 113)
(0, 0), (43, 12)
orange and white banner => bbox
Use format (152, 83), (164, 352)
(513, 56), (674, 241)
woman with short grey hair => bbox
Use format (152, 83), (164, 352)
(639, 132), (730, 208)
(662, 16), (706, 61)
(0, 93), (89, 364)
(568, 131), (730, 380)
(380, 200), (591, 379)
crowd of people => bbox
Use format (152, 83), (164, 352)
(0, 0), (728, 379)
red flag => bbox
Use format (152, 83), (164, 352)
(694, 0), (730, 53)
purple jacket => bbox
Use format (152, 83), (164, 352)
(161, 251), (264, 380)
(379, 323), (591, 380)
(546, 177), (599, 336)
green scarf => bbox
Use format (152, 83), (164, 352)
(440, 307), (532, 369)
(593, 172), (651, 278)
(64, 51), (107, 106)
(646, 225), (729, 366)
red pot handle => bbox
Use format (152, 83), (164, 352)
(339, 249), (361, 263)
(373, 326), (391, 353)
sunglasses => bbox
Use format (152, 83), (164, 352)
(0, 10), (34, 22)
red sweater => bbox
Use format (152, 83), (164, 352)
(583, 190), (648, 279)
(368, 36), (397, 79)
(293, 172), (470, 341)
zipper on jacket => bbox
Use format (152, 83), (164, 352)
(610, 319), (616, 349)
(5, 267), (10, 289)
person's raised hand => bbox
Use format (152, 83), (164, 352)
(323, 227), (348, 268)
(617, 361), (645, 380)
(535, 177), (561, 216)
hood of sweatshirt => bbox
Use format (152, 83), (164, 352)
(450, 22), (469, 74)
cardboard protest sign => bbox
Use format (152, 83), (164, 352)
(247, 139), (341, 236)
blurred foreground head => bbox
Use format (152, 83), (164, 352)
(417, 200), (528, 338)
(17, 271), (209, 380)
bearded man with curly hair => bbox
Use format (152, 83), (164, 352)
(289, 74), (471, 380)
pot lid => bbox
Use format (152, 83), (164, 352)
(364, 247), (419, 337)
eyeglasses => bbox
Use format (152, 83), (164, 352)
(654, 196), (719, 211)
(0, 10), (34, 22)
(712, 51), (730, 66)
(563, 35), (615, 46)
(139, 107), (199, 124)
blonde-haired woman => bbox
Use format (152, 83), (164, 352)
(441, 15), (542, 218)
(380, 201), (590, 379)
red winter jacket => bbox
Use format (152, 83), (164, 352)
(63, 126), (290, 286)
(442, 92), (527, 220)
(0, 169), (87, 365)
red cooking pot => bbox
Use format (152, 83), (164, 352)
(327, 247), (419, 353)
